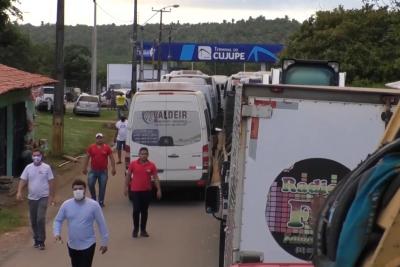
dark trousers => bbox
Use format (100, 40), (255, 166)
(28, 197), (48, 243)
(129, 191), (152, 232)
(68, 243), (96, 267)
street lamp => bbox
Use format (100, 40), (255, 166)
(152, 4), (179, 81)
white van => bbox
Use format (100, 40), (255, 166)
(125, 82), (212, 189)
(166, 74), (219, 125)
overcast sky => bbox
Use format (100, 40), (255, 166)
(16, 0), (364, 26)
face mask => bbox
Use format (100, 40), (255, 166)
(73, 189), (85, 201)
(32, 155), (42, 164)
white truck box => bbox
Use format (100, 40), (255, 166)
(222, 83), (400, 267)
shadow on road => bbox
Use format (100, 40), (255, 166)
(152, 188), (205, 206)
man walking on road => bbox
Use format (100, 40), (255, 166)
(83, 133), (116, 207)
(114, 115), (128, 164)
(124, 147), (162, 238)
(54, 179), (109, 267)
(16, 148), (55, 250)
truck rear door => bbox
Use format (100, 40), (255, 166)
(165, 94), (203, 184)
(226, 84), (400, 266)
(130, 94), (167, 182)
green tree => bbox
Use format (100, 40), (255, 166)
(282, 5), (400, 85)
(64, 45), (91, 91)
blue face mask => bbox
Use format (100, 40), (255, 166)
(32, 155), (42, 164)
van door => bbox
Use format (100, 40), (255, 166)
(130, 95), (167, 182)
(165, 95), (203, 183)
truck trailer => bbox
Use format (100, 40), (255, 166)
(206, 83), (400, 267)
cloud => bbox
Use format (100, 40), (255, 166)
(143, 0), (362, 11)
(16, 0), (364, 26)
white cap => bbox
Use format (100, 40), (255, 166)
(95, 133), (103, 138)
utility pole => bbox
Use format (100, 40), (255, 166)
(91, 0), (97, 95)
(140, 26), (144, 81)
(157, 9), (163, 81)
(131, 0), (138, 94)
(152, 5), (179, 81)
(168, 25), (172, 72)
(52, 0), (65, 156)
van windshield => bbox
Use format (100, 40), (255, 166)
(132, 110), (201, 146)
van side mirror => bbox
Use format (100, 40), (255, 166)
(205, 186), (220, 214)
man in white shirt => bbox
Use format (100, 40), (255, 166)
(54, 179), (109, 267)
(114, 115), (128, 164)
(16, 148), (55, 250)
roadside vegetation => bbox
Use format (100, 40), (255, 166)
(0, 108), (120, 234)
(0, 208), (24, 234)
(35, 108), (118, 164)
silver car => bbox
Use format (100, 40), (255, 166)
(73, 94), (100, 116)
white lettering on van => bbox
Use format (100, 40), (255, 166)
(142, 110), (187, 124)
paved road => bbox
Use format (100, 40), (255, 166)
(1, 161), (220, 267)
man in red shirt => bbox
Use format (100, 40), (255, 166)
(83, 133), (116, 207)
(124, 147), (161, 238)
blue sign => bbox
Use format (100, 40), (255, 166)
(138, 42), (283, 63)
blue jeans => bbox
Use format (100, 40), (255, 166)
(87, 170), (108, 205)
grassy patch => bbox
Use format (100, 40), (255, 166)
(35, 108), (119, 160)
(0, 208), (23, 234)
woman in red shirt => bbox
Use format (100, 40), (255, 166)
(124, 147), (161, 238)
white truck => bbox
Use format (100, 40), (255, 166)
(205, 83), (400, 267)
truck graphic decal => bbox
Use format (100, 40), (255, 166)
(265, 158), (349, 261)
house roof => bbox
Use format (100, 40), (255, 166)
(0, 64), (57, 95)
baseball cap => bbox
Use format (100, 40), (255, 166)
(95, 133), (103, 138)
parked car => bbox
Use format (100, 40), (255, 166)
(35, 86), (66, 112)
(73, 94), (100, 116)
(35, 86), (55, 111)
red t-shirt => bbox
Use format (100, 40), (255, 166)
(87, 144), (112, 171)
(128, 159), (157, 191)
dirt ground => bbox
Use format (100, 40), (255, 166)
(0, 153), (220, 267)
(0, 157), (87, 264)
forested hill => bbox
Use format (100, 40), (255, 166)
(18, 16), (300, 68)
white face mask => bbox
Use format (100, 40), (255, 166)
(73, 189), (85, 201)
(32, 155), (42, 164)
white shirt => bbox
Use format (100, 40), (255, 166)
(116, 120), (128, 141)
(20, 162), (54, 200)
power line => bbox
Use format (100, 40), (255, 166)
(142, 11), (159, 26)
(96, 1), (132, 24)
